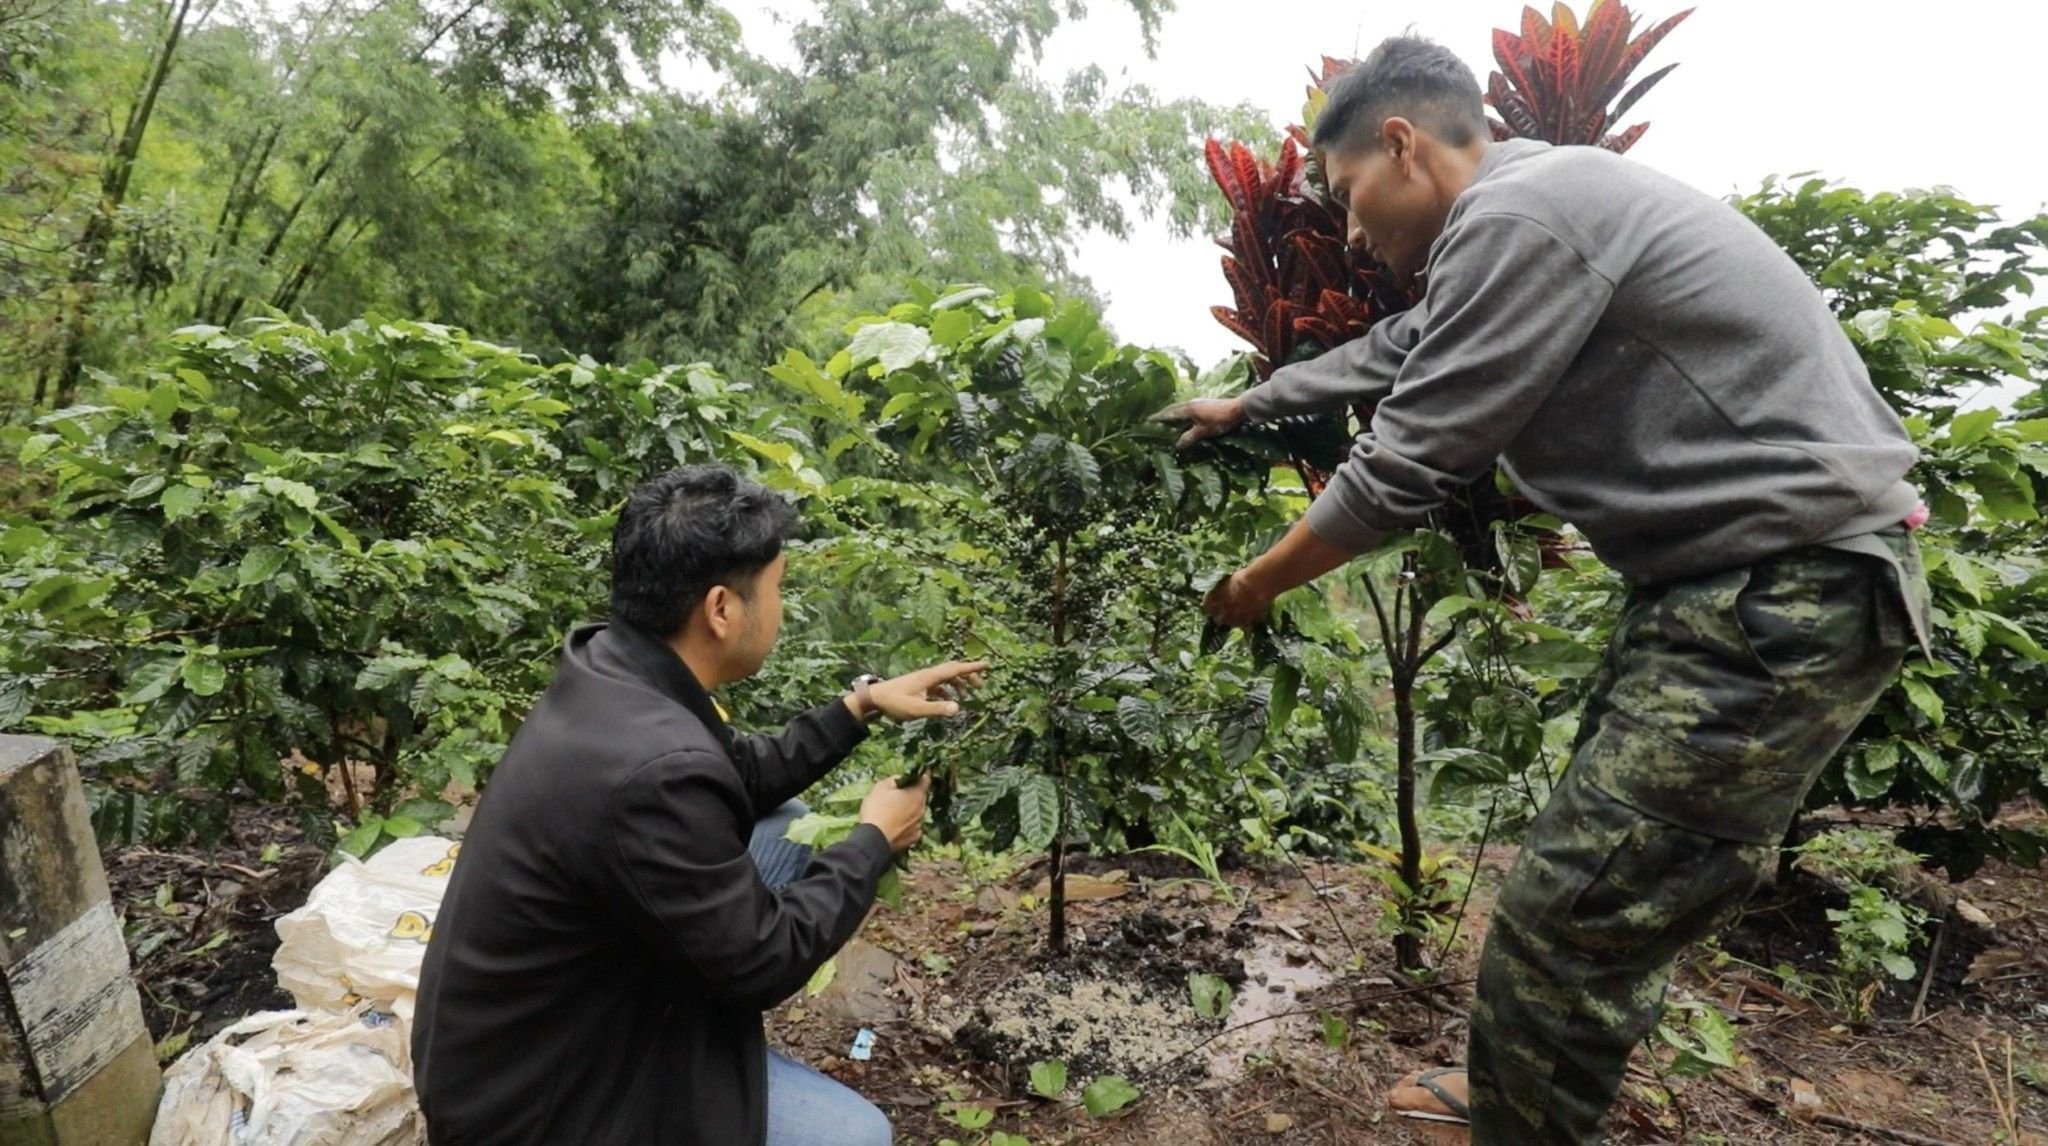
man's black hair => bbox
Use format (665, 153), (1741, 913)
(610, 464), (800, 638)
(1311, 35), (1488, 154)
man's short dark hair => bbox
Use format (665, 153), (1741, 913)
(1312, 35), (1487, 154)
(610, 464), (800, 638)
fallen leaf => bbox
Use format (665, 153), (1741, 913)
(1788, 1077), (1823, 1119)
(1954, 898), (1993, 927)
(1966, 948), (2028, 985)
(1031, 873), (1129, 901)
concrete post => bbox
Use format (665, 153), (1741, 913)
(1, 735), (160, 1145)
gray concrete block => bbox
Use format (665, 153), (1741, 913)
(0, 736), (161, 1145)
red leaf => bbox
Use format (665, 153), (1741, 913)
(1232, 145), (1264, 216)
(1600, 121), (1650, 152)
(1316, 288), (1363, 320)
(1574, 0), (1635, 108)
(1572, 2), (1634, 140)
(1273, 136), (1303, 198)
(1220, 255), (1262, 315)
(1262, 299), (1292, 363)
(1489, 72), (1542, 139)
(1621, 8), (1693, 78)
(1544, 19), (1581, 140)
(1293, 316), (1335, 345)
(1203, 138), (1246, 213)
(1491, 29), (1538, 101)
(1230, 207), (1272, 272)
(1609, 60), (1678, 125)
(1211, 306), (1267, 362)
(1289, 235), (1338, 292)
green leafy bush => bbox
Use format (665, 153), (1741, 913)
(733, 283), (1391, 947)
(0, 317), (744, 844)
(1741, 180), (2048, 874)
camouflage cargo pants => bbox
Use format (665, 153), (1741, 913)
(1467, 529), (1927, 1144)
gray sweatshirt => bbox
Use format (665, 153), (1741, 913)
(1241, 138), (1920, 585)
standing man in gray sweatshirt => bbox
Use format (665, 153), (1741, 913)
(1159, 35), (1929, 1144)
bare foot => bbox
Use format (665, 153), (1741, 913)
(1388, 1065), (1471, 1124)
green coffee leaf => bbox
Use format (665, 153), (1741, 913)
(1188, 972), (1232, 1020)
(1081, 1075), (1139, 1117)
(239, 545), (288, 586)
(1028, 1059), (1067, 1099)
(804, 958), (837, 997)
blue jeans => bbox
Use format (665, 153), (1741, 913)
(749, 800), (893, 1146)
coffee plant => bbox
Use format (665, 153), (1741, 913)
(0, 317), (771, 846)
(737, 283), (1388, 950)
(1739, 178), (2048, 875)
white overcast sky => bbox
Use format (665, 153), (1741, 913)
(669, 0), (2047, 369)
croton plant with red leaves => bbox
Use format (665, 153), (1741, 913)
(1204, 2), (1689, 567)
(1486, 2), (1694, 152)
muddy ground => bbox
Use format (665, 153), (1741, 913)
(110, 808), (2048, 1144)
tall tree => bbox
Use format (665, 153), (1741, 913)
(556, 0), (1267, 372)
(24, 0), (719, 408)
(0, 0), (107, 408)
(41, 0), (215, 408)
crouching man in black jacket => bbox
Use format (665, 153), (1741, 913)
(412, 464), (986, 1145)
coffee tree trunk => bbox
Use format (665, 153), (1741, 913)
(1391, 656), (1424, 974)
(1366, 572), (1430, 974)
(1048, 535), (1071, 953)
(1048, 742), (1068, 954)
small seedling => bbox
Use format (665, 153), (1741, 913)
(1188, 972), (1232, 1021)
(1081, 1075), (1140, 1117)
(1028, 1058), (1067, 1099)
(1318, 1009), (1348, 1049)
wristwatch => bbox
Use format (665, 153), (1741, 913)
(849, 673), (884, 721)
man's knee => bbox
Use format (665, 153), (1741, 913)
(845, 1100), (892, 1146)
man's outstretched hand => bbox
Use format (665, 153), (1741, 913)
(1202, 520), (1360, 630)
(1203, 569), (1277, 629)
(1151, 397), (1246, 449)
(859, 660), (990, 722)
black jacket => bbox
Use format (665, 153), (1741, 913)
(411, 621), (894, 1145)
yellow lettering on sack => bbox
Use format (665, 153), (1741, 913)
(421, 842), (461, 877)
(389, 910), (433, 944)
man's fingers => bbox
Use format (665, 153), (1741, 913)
(876, 773), (932, 796)
(904, 660), (992, 688)
(1148, 402), (1196, 424)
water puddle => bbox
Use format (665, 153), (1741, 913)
(1207, 937), (1334, 1078)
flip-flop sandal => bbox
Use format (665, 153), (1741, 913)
(1394, 1066), (1472, 1124)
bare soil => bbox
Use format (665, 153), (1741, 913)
(108, 807), (2048, 1144)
